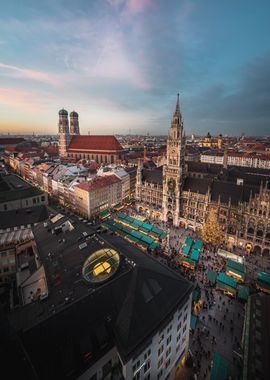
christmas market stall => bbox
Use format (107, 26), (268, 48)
(255, 272), (270, 294)
(216, 272), (237, 297)
(225, 259), (246, 283)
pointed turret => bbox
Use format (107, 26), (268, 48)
(175, 93), (180, 115)
(170, 93), (184, 140)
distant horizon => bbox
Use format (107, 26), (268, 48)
(0, 132), (269, 138)
(1, 1), (270, 136)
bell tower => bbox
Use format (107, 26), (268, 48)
(70, 111), (80, 135)
(58, 109), (70, 158)
(162, 94), (185, 226)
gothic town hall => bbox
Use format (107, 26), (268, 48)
(136, 95), (270, 255)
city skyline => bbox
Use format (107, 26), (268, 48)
(1, 0), (270, 135)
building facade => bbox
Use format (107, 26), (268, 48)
(74, 175), (122, 219)
(58, 109), (124, 163)
(136, 95), (270, 254)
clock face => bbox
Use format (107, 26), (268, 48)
(171, 149), (175, 153)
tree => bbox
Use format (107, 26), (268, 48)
(200, 209), (224, 246)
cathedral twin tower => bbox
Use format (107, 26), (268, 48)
(58, 109), (80, 157)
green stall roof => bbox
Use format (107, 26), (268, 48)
(128, 235), (139, 243)
(181, 245), (190, 255)
(210, 352), (230, 380)
(140, 235), (153, 244)
(149, 241), (159, 250)
(190, 314), (197, 330)
(141, 223), (152, 231)
(193, 240), (203, 250)
(237, 285), (249, 301)
(226, 259), (245, 274)
(100, 210), (110, 218)
(217, 272), (237, 289)
(159, 231), (167, 240)
(257, 272), (270, 284)
(184, 236), (193, 246)
(207, 269), (217, 284)
(190, 249), (200, 261)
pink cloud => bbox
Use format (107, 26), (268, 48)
(0, 63), (59, 85)
(0, 87), (43, 112)
(127, 0), (152, 14)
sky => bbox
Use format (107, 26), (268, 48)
(0, 0), (270, 136)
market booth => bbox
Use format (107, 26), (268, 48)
(226, 259), (245, 283)
(193, 240), (203, 250)
(190, 248), (200, 262)
(216, 272), (237, 297)
(181, 245), (191, 256)
(179, 257), (196, 270)
(255, 272), (270, 294)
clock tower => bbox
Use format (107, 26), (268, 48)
(162, 94), (185, 226)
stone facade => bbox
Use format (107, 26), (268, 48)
(136, 95), (270, 254)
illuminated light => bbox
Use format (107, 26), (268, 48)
(82, 248), (120, 284)
(93, 261), (111, 276)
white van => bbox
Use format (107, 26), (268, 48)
(79, 242), (87, 250)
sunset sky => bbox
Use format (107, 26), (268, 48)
(0, 0), (269, 135)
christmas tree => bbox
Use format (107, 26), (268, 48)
(200, 209), (224, 246)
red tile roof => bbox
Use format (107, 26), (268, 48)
(0, 138), (25, 145)
(68, 135), (123, 152)
(76, 174), (121, 191)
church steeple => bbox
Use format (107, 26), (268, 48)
(170, 93), (183, 140)
(175, 93), (180, 116)
(162, 93), (186, 226)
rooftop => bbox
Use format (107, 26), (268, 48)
(68, 135), (123, 152)
(0, 205), (48, 229)
(0, 137), (25, 145)
(8, 217), (192, 379)
(0, 173), (43, 203)
(76, 174), (121, 191)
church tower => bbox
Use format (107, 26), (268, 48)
(58, 109), (70, 158)
(70, 111), (80, 135)
(162, 94), (185, 226)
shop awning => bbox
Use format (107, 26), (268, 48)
(181, 245), (190, 256)
(190, 249), (200, 261)
(193, 240), (203, 250)
(184, 236), (193, 246)
(99, 210), (110, 219)
(180, 257), (196, 268)
(113, 203), (123, 210)
(190, 314), (198, 330)
(256, 271), (270, 285)
(217, 272), (237, 289)
(149, 241), (159, 250)
(210, 352), (230, 380)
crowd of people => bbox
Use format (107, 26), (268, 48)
(123, 208), (247, 379)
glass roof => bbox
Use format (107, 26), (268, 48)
(82, 248), (120, 284)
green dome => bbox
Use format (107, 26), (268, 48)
(58, 109), (68, 116)
(70, 111), (78, 117)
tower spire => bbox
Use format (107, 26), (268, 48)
(175, 93), (180, 114)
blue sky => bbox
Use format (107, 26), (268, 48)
(0, 0), (269, 135)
